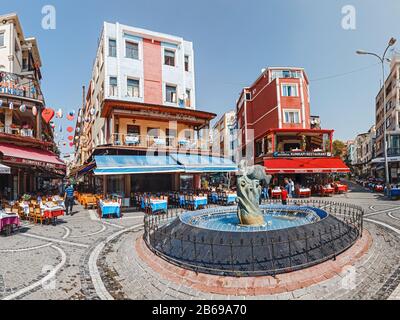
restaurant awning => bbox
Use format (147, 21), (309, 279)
(264, 157), (350, 174)
(0, 143), (66, 170)
(0, 163), (10, 174)
(93, 155), (184, 175)
(171, 154), (238, 173)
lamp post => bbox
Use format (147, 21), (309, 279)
(356, 37), (396, 190)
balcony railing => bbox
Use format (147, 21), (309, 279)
(0, 71), (43, 101)
(387, 148), (400, 157)
(0, 125), (35, 138)
(109, 133), (209, 151)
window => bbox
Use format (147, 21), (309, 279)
(284, 110), (300, 123)
(109, 39), (117, 57)
(127, 125), (140, 136)
(125, 41), (138, 59)
(0, 32), (4, 47)
(147, 127), (160, 137)
(109, 77), (118, 96)
(166, 85), (177, 103)
(184, 55), (189, 71)
(164, 49), (175, 66)
(127, 78), (139, 97)
(282, 84), (298, 97)
(185, 89), (191, 107)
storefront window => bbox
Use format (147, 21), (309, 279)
(107, 175), (124, 196)
(180, 175), (194, 191)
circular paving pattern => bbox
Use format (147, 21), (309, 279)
(1, 181), (400, 300)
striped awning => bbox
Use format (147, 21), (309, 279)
(93, 155), (184, 175)
(171, 154), (238, 173)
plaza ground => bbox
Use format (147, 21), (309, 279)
(1, 180), (400, 300)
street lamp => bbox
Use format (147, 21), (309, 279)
(356, 37), (396, 190)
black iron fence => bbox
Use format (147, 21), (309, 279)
(143, 199), (364, 277)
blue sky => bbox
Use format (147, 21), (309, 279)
(3, 0), (400, 158)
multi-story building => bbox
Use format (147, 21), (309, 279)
(212, 110), (236, 161)
(0, 13), (64, 200)
(73, 22), (236, 198)
(372, 54), (400, 182)
(352, 126), (376, 178)
(236, 67), (349, 182)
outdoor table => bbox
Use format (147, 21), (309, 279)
(388, 188), (400, 199)
(41, 204), (65, 225)
(125, 135), (139, 145)
(193, 196), (207, 210)
(0, 211), (20, 236)
(297, 188), (311, 198)
(271, 190), (282, 199)
(149, 199), (168, 213)
(99, 201), (121, 218)
(226, 193), (237, 204)
(321, 186), (334, 196)
(335, 184), (348, 193)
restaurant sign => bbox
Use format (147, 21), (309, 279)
(3, 156), (65, 170)
(273, 151), (331, 158)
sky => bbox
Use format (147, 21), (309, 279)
(3, 0), (400, 159)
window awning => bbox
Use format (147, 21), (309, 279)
(0, 163), (10, 174)
(171, 154), (238, 173)
(264, 157), (350, 174)
(93, 155), (184, 175)
(0, 143), (66, 170)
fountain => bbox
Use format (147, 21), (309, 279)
(144, 161), (363, 276)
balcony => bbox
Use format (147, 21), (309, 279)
(387, 148), (400, 157)
(0, 71), (44, 102)
(0, 125), (35, 138)
(108, 133), (209, 151)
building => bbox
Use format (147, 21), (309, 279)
(345, 140), (356, 170)
(350, 126), (376, 178)
(72, 22), (236, 199)
(236, 67), (349, 183)
(0, 13), (65, 200)
(212, 110), (236, 161)
(372, 54), (400, 183)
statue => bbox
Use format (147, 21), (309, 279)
(237, 160), (272, 226)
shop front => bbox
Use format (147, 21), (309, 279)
(0, 142), (66, 200)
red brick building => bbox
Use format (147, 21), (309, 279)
(237, 67), (349, 181)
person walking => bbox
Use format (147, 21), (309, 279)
(64, 183), (75, 216)
(289, 179), (295, 198)
(281, 187), (288, 205)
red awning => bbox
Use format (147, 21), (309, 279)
(0, 143), (66, 170)
(264, 157), (350, 174)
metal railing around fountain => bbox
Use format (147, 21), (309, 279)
(143, 199), (364, 277)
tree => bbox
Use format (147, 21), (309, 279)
(332, 140), (347, 159)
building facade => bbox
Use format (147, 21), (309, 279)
(212, 110), (236, 161)
(372, 54), (400, 182)
(351, 126), (376, 178)
(0, 13), (65, 200)
(236, 67), (348, 181)
(73, 22), (235, 198)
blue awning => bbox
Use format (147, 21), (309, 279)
(93, 155), (184, 175)
(171, 154), (237, 173)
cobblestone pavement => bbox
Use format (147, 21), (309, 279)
(1, 180), (400, 300)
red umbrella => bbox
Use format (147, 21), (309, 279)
(67, 136), (74, 141)
(67, 126), (74, 133)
